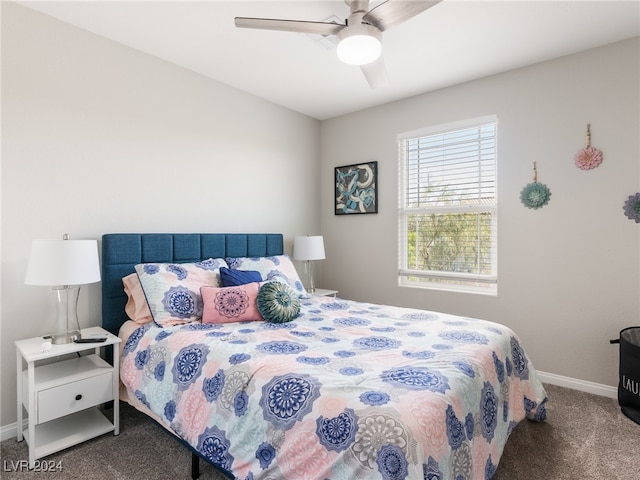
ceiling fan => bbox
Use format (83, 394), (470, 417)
(235, 0), (442, 89)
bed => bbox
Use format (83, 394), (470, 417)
(102, 233), (547, 480)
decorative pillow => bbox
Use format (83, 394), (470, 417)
(220, 267), (262, 287)
(226, 255), (307, 296)
(122, 273), (153, 324)
(201, 283), (262, 324)
(135, 258), (228, 327)
(257, 282), (301, 324)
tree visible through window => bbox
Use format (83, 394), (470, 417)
(398, 116), (497, 294)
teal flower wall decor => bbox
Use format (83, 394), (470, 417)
(623, 193), (640, 223)
(520, 161), (551, 210)
(520, 182), (551, 209)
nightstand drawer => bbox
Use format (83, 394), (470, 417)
(38, 371), (113, 424)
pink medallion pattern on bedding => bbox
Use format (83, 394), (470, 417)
(120, 296), (547, 480)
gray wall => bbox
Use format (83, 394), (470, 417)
(1, 3), (320, 427)
(320, 37), (640, 388)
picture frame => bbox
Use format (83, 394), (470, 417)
(335, 161), (378, 215)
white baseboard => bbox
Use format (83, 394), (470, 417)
(537, 370), (618, 399)
(0, 418), (27, 442)
(0, 373), (618, 441)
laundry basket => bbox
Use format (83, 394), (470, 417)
(610, 327), (640, 425)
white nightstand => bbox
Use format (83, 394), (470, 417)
(309, 288), (338, 298)
(15, 326), (121, 469)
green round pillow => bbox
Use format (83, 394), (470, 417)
(257, 282), (300, 323)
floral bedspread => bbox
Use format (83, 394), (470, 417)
(120, 296), (547, 480)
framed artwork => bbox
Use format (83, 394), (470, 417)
(335, 161), (378, 215)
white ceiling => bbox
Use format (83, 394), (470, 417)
(17, 0), (640, 120)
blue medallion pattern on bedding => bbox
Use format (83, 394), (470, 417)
(135, 258), (228, 327)
(121, 296), (547, 480)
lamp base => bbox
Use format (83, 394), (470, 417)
(303, 260), (316, 293)
(51, 285), (81, 344)
(52, 331), (80, 345)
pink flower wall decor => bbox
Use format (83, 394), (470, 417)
(574, 124), (603, 170)
(575, 146), (603, 170)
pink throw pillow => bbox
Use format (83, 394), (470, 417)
(201, 283), (263, 324)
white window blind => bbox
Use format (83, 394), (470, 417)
(398, 116), (498, 294)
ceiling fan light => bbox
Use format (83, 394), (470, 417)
(336, 24), (382, 66)
(337, 35), (381, 65)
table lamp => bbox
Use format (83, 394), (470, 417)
(24, 234), (101, 344)
(293, 235), (325, 293)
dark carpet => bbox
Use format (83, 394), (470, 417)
(2, 384), (639, 479)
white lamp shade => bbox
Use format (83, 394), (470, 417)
(293, 236), (326, 261)
(25, 239), (101, 286)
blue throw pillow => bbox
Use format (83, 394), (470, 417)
(257, 282), (300, 323)
(220, 267), (262, 287)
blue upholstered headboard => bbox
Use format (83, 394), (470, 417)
(101, 233), (284, 335)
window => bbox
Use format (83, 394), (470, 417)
(398, 116), (497, 294)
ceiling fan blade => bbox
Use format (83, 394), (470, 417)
(234, 17), (344, 36)
(360, 56), (388, 89)
(363, 0), (442, 32)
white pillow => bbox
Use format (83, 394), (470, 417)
(225, 255), (306, 297)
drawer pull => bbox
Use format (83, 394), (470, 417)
(75, 394), (82, 401)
